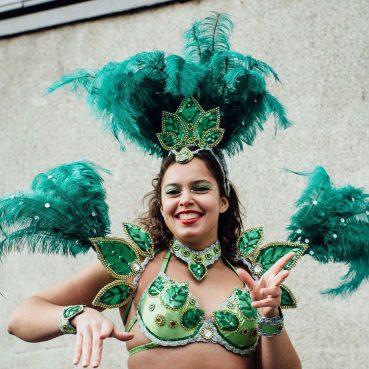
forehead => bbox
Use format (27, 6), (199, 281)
(162, 158), (216, 185)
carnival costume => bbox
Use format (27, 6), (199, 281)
(1, 13), (368, 358)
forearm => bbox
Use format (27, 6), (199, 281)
(7, 296), (64, 342)
(256, 329), (301, 369)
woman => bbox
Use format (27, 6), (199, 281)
(7, 150), (301, 369)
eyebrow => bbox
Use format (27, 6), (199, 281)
(164, 179), (212, 187)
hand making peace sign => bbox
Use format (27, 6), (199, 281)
(237, 252), (295, 318)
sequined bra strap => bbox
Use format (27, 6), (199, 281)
(161, 249), (172, 273)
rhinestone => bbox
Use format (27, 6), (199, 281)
(309, 250), (314, 255)
(183, 250), (190, 257)
(304, 238), (309, 243)
(312, 200), (318, 205)
(366, 211), (369, 215)
(205, 253), (212, 260)
(296, 229), (302, 234)
(149, 303), (155, 312)
(173, 244), (180, 251)
(44, 203), (50, 208)
(131, 262), (141, 273)
(92, 229), (97, 234)
(155, 315), (165, 326)
(253, 264), (263, 273)
(250, 328), (258, 337)
(193, 255), (202, 263)
(189, 298), (196, 305)
(169, 320), (177, 328)
(91, 211), (96, 217)
(297, 237), (301, 242)
(254, 99), (258, 103)
(227, 302), (235, 309)
(47, 175), (53, 179)
(352, 197), (355, 202)
(201, 327), (214, 340)
(11, 195), (15, 199)
(333, 234), (338, 239)
(241, 328), (248, 335)
(34, 215), (40, 220)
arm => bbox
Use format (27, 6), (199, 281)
(238, 253), (302, 369)
(7, 261), (134, 367)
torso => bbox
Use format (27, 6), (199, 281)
(121, 250), (256, 369)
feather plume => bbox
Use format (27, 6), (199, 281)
(0, 161), (111, 258)
(287, 167), (369, 295)
(47, 13), (290, 158)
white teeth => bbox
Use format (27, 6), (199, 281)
(178, 213), (200, 220)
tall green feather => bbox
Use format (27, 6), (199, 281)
(287, 167), (369, 295)
(0, 161), (111, 258)
(46, 13), (291, 157)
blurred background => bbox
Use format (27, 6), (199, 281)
(0, 1), (368, 368)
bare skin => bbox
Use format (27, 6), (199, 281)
(7, 158), (301, 369)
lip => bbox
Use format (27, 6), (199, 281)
(174, 210), (204, 225)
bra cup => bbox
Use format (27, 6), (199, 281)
(138, 273), (259, 352)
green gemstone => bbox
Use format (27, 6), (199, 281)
(98, 240), (137, 276)
(162, 285), (188, 309)
(148, 277), (165, 296)
(214, 311), (239, 332)
(123, 224), (152, 253)
(189, 262), (206, 281)
(181, 308), (205, 329)
(99, 284), (132, 306)
(235, 289), (257, 319)
(63, 305), (82, 318)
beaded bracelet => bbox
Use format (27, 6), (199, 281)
(58, 305), (85, 335)
(257, 310), (284, 337)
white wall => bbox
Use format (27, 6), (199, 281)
(1, 0), (368, 368)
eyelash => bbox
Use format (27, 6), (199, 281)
(165, 186), (211, 196)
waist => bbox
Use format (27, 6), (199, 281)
(127, 343), (255, 369)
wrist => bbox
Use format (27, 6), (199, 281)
(58, 305), (85, 335)
(258, 307), (280, 318)
(257, 309), (284, 337)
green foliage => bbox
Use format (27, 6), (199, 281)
(47, 12), (291, 157)
(288, 166), (369, 295)
(0, 161), (110, 258)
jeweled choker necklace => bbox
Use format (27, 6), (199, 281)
(170, 239), (221, 281)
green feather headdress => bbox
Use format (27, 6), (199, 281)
(47, 12), (291, 158)
(0, 161), (110, 258)
(287, 166), (369, 295)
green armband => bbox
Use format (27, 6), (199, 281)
(58, 305), (85, 335)
(257, 311), (284, 337)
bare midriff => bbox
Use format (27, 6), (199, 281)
(127, 342), (255, 369)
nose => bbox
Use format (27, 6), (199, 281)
(179, 189), (194, 207)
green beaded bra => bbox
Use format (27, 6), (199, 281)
(89, 223), (307, 356)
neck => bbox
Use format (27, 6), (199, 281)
(175, 237), (219, 252)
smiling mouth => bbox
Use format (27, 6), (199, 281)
(177, 212), (202, 220)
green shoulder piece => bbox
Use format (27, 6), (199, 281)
(90, 223), (155, 309)
(235, 227), (308, 309)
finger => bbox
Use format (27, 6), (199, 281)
(99, 322), (114, 340)
(273, 269), (290, 286)
(81, 329), (93, 368)
(237, 268), (256, 291)
(73, 332), (83, 365)
(260, 286), (281, 298)
(251, 297), (281, 309)
(110, 326), (134, 341)
(268, 252), (295, 275)
(91, 330), (103, 368)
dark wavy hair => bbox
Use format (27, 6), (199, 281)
(138, 150), (244, 259)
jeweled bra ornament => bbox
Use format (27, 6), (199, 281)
(170, 239), (221, 281)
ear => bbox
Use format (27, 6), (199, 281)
(219, 196), (229, 214)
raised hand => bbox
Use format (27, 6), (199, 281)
(237, 252), (295, 317)
(71, 307), (134, 368)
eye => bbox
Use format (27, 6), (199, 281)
(192, 184), (211, 193)
(165, 188), (181, 196)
